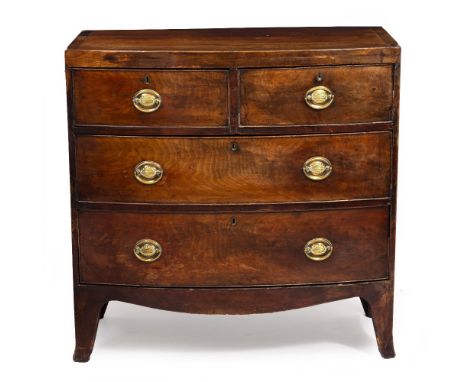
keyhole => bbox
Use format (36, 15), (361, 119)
(316, 73), (323, 83)
(231, 216), (237, 226)
(231, 142), (239, 152)
(143, 75), (151, 84)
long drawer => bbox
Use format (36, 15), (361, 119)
(75, 132), (391, 204)
(78, 207), (389, 287)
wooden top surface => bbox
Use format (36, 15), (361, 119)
(68, 27), (398, 51)
(66, 27), (400, 68)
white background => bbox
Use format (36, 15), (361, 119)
(1, 0), (467, 380)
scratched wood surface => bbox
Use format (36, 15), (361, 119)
(66, 27), (400, 68)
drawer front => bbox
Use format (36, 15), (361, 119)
(76, 132), (391, 203)
(78, 207), (389, 287)
(73, 69), (228, 127)
(240, 65), (393, 126)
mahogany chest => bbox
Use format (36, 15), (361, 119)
(65, 27), (400, 361)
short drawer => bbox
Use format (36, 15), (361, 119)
(240, 65), (393, 126)
(78, 207), (389, 287)
(73, 69), (228, 127)
(75, 132), (391, 204)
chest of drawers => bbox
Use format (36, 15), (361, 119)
(65, 27), (400, 362)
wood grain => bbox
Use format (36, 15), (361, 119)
(75, 132), (391, 204)
(78, 206), (389, 287)
(73, 69), (228, 127)
(240, 65), (393, 126)
(69, 28), (397, 51)
(65, 27), (400, 68)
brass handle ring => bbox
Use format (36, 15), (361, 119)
(133, 89), (162, 113)
(305, 85), (334, 110)
(303, 156), (332, 181)
(134, 239), (162, 262)
(134, 161), (163, 185)
(304, 238), (333, 261)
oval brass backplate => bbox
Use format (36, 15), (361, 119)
(134, 161), (163, 185)
(305, 85), (334, 110)
(134, 239), (162, 262)
(303, 156), (332, 181)
(304, 238), (333, 261)
(133, 89), (162, 113)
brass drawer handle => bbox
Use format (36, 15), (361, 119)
(305, 85), (334, 110)
(134, 239), (162, 262)
(134, 161), (163, 184)
(133, 89), (162, 112)
(304, 238), (333, 261)
(303, 156), (332, 181)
